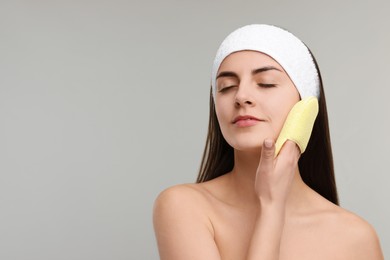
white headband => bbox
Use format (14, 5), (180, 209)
(211, 24), (320, 99)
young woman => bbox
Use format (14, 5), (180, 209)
(153, 24), (384, 260)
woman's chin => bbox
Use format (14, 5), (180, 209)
(223, 131), (278, 153)
(228, 139), (264, 153)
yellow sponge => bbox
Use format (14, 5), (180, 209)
(274, 96), (319, 157)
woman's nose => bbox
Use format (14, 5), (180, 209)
(234, 84), (255, 107)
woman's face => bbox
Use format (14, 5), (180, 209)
(215, 50), (300, 152)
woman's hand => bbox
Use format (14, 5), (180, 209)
(255, 139), (301, 208)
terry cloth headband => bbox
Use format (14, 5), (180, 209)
(211, 24), (320, 99)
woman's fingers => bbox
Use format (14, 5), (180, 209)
(255, 139), (301, 205)
(277, 140), (301, 167)
(258, 139), (275, 173)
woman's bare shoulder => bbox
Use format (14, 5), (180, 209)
(154, 174), (231, 208)
(153, 183), (222, 259)
(153, 182), (215, 207)
(153, 182), (218, 225)
(323, 204), (378, 237)
(317, 204), (383, 259)
(154, 183), (200, 199)
(341, 208), (382, 254)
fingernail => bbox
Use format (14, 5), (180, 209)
(264, 139), (273, 148)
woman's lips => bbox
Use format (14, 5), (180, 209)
(232, 115), (263, 127)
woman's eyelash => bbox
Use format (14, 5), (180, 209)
(219, 86), (235, 92)
(219, 83), (276, 92)
(258, 83), (276, 88)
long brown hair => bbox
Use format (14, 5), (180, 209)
(196, 52), (339, 205)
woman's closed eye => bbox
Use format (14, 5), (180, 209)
(218, 83), (277, 92)
(218, 85), (237, 92)
(258, 83), (277, 88)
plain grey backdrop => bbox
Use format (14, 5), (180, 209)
(0, 0), (389, 259)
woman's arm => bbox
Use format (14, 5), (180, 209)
(246, 139), (300, 259)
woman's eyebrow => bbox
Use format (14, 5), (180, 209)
(252, 66), (282, 75)
(216, 66), (282, 80)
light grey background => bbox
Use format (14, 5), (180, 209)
(0, 0), (389, 259)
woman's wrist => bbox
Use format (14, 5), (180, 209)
(258, 200), (286, 221)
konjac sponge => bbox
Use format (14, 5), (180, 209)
(274, 96), (319, 157)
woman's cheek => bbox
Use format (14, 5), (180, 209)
(267, 111), (285, 138)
